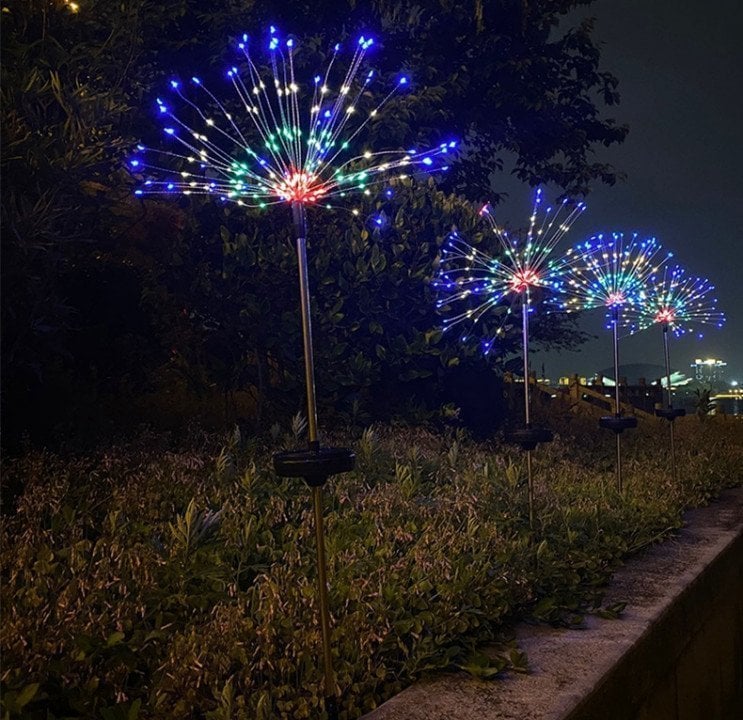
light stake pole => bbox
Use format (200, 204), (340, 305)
(504, 289), (553, 530)
(662, 323), (676, 477)
(654, 321), (685, 483)
(521, 292), (535, 528)
(662, 323), (673, 409)
(612, 306), (622, 490)
(599, 304), (637, 493)
(312, 484), (334, 714)
(274, 202), (355, 720)
(293, 203), (320, 450)
(293, 201), (332, 711)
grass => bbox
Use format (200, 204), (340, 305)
(1, 416), (741, 719)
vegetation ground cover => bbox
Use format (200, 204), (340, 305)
(2, 417), (741, 719)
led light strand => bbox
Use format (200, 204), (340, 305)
(624, 264), (725, 337)
(433, 189), (586, 354)
(561, 232), (671, 326)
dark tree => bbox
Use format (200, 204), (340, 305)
(236, 0), (628, 197)
(1, 0), (624, 442)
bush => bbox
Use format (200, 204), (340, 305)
(2, 418), (741, 718)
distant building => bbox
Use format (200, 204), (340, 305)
(559, 376), (588, 386)
(595, 363), (683, 386)
(691, 358), (727, 383)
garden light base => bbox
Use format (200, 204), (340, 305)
(273, 447), (356, 487)
(505, 426), (554, 451)
(599, 415), (638, 434)
(656, 407), (686, 422)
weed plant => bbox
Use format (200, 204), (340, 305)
(2, 418), (741, 718)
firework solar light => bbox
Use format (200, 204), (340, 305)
(624, 264), (725, 481)
(435, 189), (586, 526)
(132, 29), (455, 208)
(131, 28), (455, 719)
(563, 232), (670, 491)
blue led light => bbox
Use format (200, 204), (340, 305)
(135, 26), (457, 211)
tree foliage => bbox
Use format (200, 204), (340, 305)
(1, 0), (624, 443)
(244, 0), (628, 197)
(3, 421), (741, 716)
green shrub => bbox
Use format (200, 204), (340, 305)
(2, 419), (741, 718)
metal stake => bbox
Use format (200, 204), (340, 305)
(526, 448), (534, 528)
(522, 292), (534, 528)
(611, 306), (623, 493)
(293, 202), (320, 450)
(662, 323), (678, 483)
(312, 485), (336, 718)
(291, 201), (337, 718)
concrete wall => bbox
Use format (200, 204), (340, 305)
(566, 524), (743, 720)
(363, 488), (743, 720)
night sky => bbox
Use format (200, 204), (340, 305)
(514, 0), (743, 383)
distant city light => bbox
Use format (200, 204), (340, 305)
(691, 357), (727, 382)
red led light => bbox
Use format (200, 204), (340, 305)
(606, 291), (626, 306)
(276, 170), (329, 204)
(655, 307), (676, 324)
(509, 269), (540, 292)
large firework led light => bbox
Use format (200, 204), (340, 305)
(625, 264), (725, 481)
(131, 28), (455, 719)
(562, 232), (670, 491)
(132, 29), (454, 209)
(626, 264), (725, 339)
(434, 189), (586, 526)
